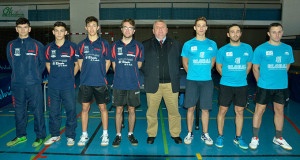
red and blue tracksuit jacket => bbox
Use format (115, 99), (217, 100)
(6, 36), (45, 86)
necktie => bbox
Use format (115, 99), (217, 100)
(160, 40), (163, 46)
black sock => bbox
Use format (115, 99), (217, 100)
(253, 127), (259, 137)
(275, 130), (282, 138)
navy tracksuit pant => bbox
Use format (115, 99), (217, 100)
(11, 84), (46, 139)
(48, 88), (77, 139)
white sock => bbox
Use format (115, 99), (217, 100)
(128, 132), (133, 136)
(117, 133), (121, 137)
(103, 130), (108, 135)
(82, 131), (88, 137)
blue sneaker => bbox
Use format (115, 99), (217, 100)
(234, 136), (248, 149)
(215, 135), (224, 148)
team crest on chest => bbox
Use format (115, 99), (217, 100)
(285, 52), (289, 55)
(207, 47), (213, 51)
(199, 52), (205, 58)
(14, 48), (21, 56)
(244, 52), (249, 56)
(191, 46), (197, 51)
(117, 47), (123, 55)
(84, 46), (89, 53)
(266, 51), (273, 56)
(276, 56), (281, 63)
(235, 57), (241, 64)
(226, 52), (233, 56)
(51, 50), (56, 58)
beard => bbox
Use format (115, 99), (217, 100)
(123, 34), (132, 39)
(230, 38), (240, 43)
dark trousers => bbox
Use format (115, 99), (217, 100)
(48, 88), (77, 139)
(12, 84), (46, 139)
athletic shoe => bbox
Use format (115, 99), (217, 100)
(32, 138), (44, 147)
(201, 133), (213, 145)
(112, 135), (122, 147)
(128, 134), (138, 145)
(234, 136), (248, 149)
(215, 135), (224, 148)
(184, 133), (193, 145)
(273, 137), (292, 150)
(249, 137), (259, 149)
(77, 135), (89, 146)
(101, 134), (109, 146)
(6, 136), (27, 147)
(67, 138), (75, 147)
(44, 136), (61, 146)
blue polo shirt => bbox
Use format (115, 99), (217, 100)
(181, 38), (218, 81)
(252, 42), (294, 89)
(78, 37), (110, 86)
(110, 39), (144, 90)
(6, 36), (45, 87)
(44, 40), (78, 90)
(216, 43), (253, 87)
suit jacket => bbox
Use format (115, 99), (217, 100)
(142, 37), (182, 93)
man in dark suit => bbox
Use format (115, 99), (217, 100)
(142, 20), (182, 144)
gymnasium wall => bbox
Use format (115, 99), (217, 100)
(0, 0), (299, 67)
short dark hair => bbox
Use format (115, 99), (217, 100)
(121, 19), (135, 28)
(268, 23), (283, 32)
(194, 17), (207, 26)
(54, 21), (67, 30)
(85, 16), (98, 26)
(228, 24), (241, 33)
(16, 17), (30, 27)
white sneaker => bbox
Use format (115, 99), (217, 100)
(201, 133), (213, 145)
(67, 138), (75, 147)
(44, 136), (61, 146)
(101, 134), (109, 146)
(249, 137), (259, 149)
(273, 137), (292, 150)
(77, 135), (89, 146)
(184, 133), (193, 145)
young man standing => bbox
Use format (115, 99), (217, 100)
(181, 17), (217, 145)
(77, 16), (111, 146)
(6, 18), (46, 147)
(215, 24), (253, 149)
(249, 23), (294, 150)
(109, 19), (144, 147)
(43, 22), (79, 146)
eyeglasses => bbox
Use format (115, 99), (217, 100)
(122, 26), (134, 30)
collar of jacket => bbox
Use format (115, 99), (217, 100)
(151, 36), (173, 48)
(17, 36), (31, 43)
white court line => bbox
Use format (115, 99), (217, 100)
(92, 112), (100, 113)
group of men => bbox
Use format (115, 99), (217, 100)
(6, 16), (294, 151)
